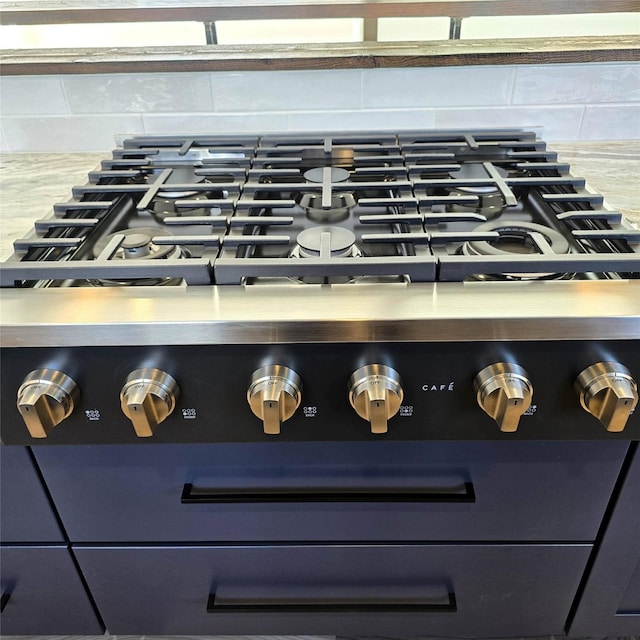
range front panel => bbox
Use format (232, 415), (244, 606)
(2, 340), (638, 444)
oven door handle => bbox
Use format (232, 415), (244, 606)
(181, 482), (475, 504)
(206, 591), (457, 614)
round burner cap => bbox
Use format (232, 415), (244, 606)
(296, 226), (357, 258)
(92, 227), (177, 261)
(121, 232), (152, 249)
(449, 162), (508, 195)
(157, 166), (206, 198)
(304, 167), (350, 183)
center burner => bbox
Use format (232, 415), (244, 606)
(292, 226), (361, 259)
(295, 166), (356, 223)
(289, 226), (364, 284)
(155, 166), (205, 199)
(448, 163), (510, 219)
(147, 166), (221, 221)
(150, 191), (219, 221)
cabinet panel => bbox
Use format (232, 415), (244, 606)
(569, 444), (640, 636)
(0, 446), (63, 542)
(617, 561), (640, 612)
(34, 441), (627, 542)
(0, 546), (103, 635)
(75, 543), (591, 636)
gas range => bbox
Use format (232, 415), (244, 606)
(1, 129), (639, 445)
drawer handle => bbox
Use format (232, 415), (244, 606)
(0, 592), (10, 613)
(207, 591), (457, 614)
(181, 482), (475, 504)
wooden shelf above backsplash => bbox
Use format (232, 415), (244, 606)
(2, 1), (637, 74)
(2, 0), (637, 24)
(2, 35), (638, 75)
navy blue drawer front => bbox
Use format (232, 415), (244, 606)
(617, 560), (640, 615)
(569, 444), (640, 637)
(75, 543), (591, 636)
(34, 440), (627, 542)
(0, 546), (103, 635)
(0, 446), (63, 542)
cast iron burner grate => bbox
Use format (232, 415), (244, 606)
(1, 130), (639, 288)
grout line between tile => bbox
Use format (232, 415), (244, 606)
(508, 64), (519, 106)
(209, 71), (217, 112)
(58, 75), (72, 115)
(576, 105), (587, 139)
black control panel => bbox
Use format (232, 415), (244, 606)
(1, 340), (638, 444)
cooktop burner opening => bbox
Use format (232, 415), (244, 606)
(458, 220), (574, 281)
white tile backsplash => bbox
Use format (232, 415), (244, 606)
(211, 70), (362, 112)
(0, 75), (68, 115)
(362, 66), (515, 108)
(580, 104), (640, 140)
(143, 112), (289, 134)
(433, 106), (585, 141)
(1, 62), (638, 151)
(513, 64), (640, 105)
(288, 109), (436, 131)
(2, 115), (144, 151)
(62, 73), (214, 113)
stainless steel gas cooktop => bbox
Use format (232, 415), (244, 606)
(1, 130), (639, 445)
(2, 129), (639, 287)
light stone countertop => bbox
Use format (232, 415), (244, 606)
(1, 141), (638, 261)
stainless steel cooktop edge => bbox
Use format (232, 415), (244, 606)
(1, 280), (638, 347)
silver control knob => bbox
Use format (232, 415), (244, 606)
(348, 364), (403, 434)
(575, 362), (638, 432)
(474, 363), (533, 433)
(120, 368), (179, 437)
(247, 365), (302, 435)
(17, 369), (79, 438)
